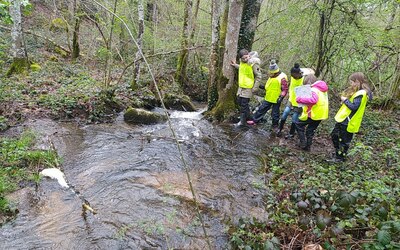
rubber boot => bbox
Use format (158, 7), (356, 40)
(235, 113), (247, 127)
(298, 131), (307, 149)
(277, 119), (286, 137)
(304, 137), (312, 151)
(289, 123), (296, 135)
(285, 123), (296, 139)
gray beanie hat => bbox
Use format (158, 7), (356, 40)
(269, 60), (279, 73)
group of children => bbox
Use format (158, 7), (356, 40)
(231, 49), (372, 162)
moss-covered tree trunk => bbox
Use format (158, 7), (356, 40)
(175, 0), (192, 91)
(208, 0), (243, 122)
(71, 0), (81, 60)
(104, 0), (118, 88)
(238, 0), (262, 52)
(207, 0), (223, 110)
(7, 0), (29, 76)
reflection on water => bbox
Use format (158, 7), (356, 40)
(0, 111), (274, 249)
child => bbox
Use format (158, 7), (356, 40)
(330, 72), (372, 162)
(247, 59), (288, 129)
(277, 63), (304, 137)
(230, 49), (262, 127)
(295, 74), (329, 151)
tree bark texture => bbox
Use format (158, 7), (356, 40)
(175, 0), (193, 90)
(314, 0), (335, 78)
(71, 0), (81, 59)
(132, 0), (145, 88)
(207, 0), (222, 110)
(238, 0), (262, 52)
(105, 0), (118, 87)
(209, 0), (244, 121)
(8, 0), (29, 76)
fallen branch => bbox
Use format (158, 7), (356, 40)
(115, 45), (206, 85)
(0, 25), (71, 54)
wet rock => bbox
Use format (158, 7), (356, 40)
(124, 107), (167, 124)
(163, 93), (196, 111)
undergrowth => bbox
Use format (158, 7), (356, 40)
(229, 109), (400, 249)
(0, 131), (60, 221)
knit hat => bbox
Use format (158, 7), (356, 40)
(269, 60), (279, 74)
(290, 63), (301, 74)
(238, 49), (249, 58)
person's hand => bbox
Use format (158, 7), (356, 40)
(340, 96), (347, 102)
(277, 96), (284, 104)
(230, 60), (237, 66)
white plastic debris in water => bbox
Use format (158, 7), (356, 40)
(40, 168), (69, 188)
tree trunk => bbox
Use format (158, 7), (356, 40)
(71, 0), (81, 59)
(189, 0), (201, 41)
(238, 0), (262, 52)
(145, 0), (157, 53)
(314, 0), (335, 78)
(207, 0), (223, 110)
(7, 0), (29, 76)
(208, 0), (243, 121)
(104, 0), (118, 88)
(132, 0), (145, 89)
(175, 0), (193, 91)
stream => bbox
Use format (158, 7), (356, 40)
(0, 110), (277, 249)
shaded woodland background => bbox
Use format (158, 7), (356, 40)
(1, 0), (399, 122)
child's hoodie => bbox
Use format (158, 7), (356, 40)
(296, 80), (328, 105)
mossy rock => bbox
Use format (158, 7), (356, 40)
(6, 58), (30, 76)
(50, 18), (68, 32)
(124, 107), (167, 124)
(30, 63), (41, 72)
(131, 88), (159, 109)
(163, 93), (196, 111)
(54, 47), (68, 57)
(49, 55), (58, 62)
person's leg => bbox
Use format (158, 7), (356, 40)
(252, 101), (272, 123)
(338, 123), (354, 160)
(278, 106), (291, 135)
(271, 103), (281, 127)
(242, 97), (251, 121)
(295, 119), (309, 149)
(304, 120), (321, 151)
(236, 96), (249, 126)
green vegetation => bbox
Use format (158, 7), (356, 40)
(229, 110), (400, 249)
(0, 131), (60, 221)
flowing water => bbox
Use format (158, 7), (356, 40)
(0, 110), (278, 249)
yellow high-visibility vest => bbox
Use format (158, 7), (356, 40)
(264, 72), (287, 103)
(299, 88), (329, 121)
(238, 62), (254, 89)
(334, 90), (368, 133)
(289, 77), (304, 107)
